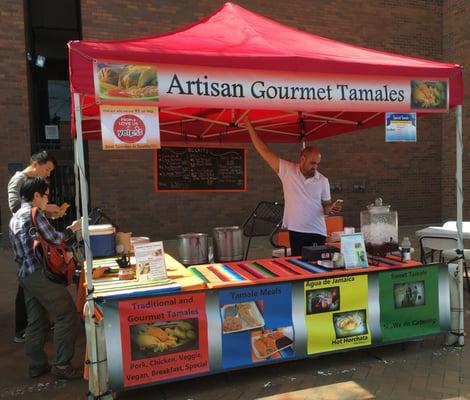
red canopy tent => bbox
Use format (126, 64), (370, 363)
(68, 4), (464, 397)
(69, 2), (463, 143)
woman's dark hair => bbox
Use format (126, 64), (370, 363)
(19, 177), (50, 202)
(30, 150), (57, 167)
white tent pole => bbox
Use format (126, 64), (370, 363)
(73, 138), (81, 220)
(456, 104), (464, 346)
(74, 93), (103, 397)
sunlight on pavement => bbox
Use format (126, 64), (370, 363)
(255, 381), (374, 400)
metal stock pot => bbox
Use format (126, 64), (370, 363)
(212, 226), (243, 262)
(177, 233), (209, 265)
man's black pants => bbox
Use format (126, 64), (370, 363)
(288, 231), (326, 257)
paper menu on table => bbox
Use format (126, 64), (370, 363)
(134, 241), (167, 281)
(340, 233), (368, 269)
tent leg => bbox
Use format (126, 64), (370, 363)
(74, 93), (109, 397)
(455, 105), (464, 346)
(453, 105), (465, 346)
(84, 303), (112, 400)
(74, 138), (81, 220)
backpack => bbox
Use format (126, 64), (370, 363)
(31, 207), (76, 285)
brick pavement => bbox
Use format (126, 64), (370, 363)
(1, 237), (470, 400)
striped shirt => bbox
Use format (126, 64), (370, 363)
(9, 202), (66, 277)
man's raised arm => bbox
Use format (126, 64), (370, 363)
(243, 116), (280, 174)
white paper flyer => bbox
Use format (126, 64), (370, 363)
(134, 241), (167, 281)
(340, 233), (368, 269)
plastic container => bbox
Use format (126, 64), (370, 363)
(400, 237), (412, 261)
(89, 224), (116, 258)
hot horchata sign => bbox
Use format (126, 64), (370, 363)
(94, 62), (449, 112)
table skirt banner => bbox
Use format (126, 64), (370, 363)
(378, 265), (441, 341)
(305, 275), (371, 354)
(218, 283), (294, 368)
(96, 263), (450, 391)
(100, 292), (209, 389)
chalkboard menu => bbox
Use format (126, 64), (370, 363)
(155, 146), (246, 191)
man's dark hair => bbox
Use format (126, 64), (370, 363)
(20, 177), (49, 202)
(30, 150), (57, 167)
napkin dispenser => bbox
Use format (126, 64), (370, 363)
(301, 245), (340, 261)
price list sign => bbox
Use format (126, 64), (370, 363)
(155, 145), (246, 192)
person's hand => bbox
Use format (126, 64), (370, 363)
(242, 115), (252, 128)
(67, 217), (82, 233)
(59, 202), (70, 215)
(325, 200), (343, 215)
(331, 199), (343, 214)
(45, 203), (61, 214)
(45, 203), (64, 219)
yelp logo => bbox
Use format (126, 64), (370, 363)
(113, 114), (145, 143)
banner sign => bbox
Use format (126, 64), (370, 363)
(118, 293), (209, 388)
(385, 112), (417, 142)
(305, 275), (371, 355)
(99, 104), (160, 150)
(378, 266), (440, 342)
(94, 62), (449, 113)
(94, 62), (159, 103)
(218, 283), (294, 369)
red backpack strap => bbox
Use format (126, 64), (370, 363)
(31, 207), (49, 244)
(31, 206), (39, 228)
(31, 206), (49, 253)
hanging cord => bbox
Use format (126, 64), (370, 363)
(85, 358), (108, 366)
(298, 112), (306, 149)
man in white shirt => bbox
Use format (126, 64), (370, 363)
(244, 116), (341, 256)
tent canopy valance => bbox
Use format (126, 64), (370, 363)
(68, 2), (463, 143)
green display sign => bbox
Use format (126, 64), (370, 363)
(379, 266), (440, 342)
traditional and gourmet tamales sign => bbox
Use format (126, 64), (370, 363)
(93, 61), (448, 112)
(117, 293), (209, 388)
